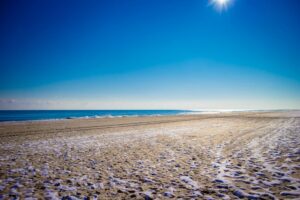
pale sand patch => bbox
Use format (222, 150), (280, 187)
(0, 111), (299, 199)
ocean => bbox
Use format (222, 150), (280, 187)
(0, 110), (194, 122)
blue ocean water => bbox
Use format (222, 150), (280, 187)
(0, 110), (193, 122)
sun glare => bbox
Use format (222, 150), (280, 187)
(210, 0), (232, 11)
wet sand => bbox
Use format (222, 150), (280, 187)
(0, 111), (299, 199)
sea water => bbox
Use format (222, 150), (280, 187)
(0, 110), (194, 122)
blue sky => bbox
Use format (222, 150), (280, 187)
(0, 0), (300, 109)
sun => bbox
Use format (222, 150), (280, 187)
(217, 0), (229, 4)
(210, 0), (232, 11)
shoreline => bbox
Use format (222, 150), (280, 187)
(0, 109), (296, 124)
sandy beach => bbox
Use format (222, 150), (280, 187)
(0, 111), (299, 199)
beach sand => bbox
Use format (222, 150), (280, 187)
(0, 111), (299, 199)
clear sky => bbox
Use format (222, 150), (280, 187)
(0, 0), (300, 110)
